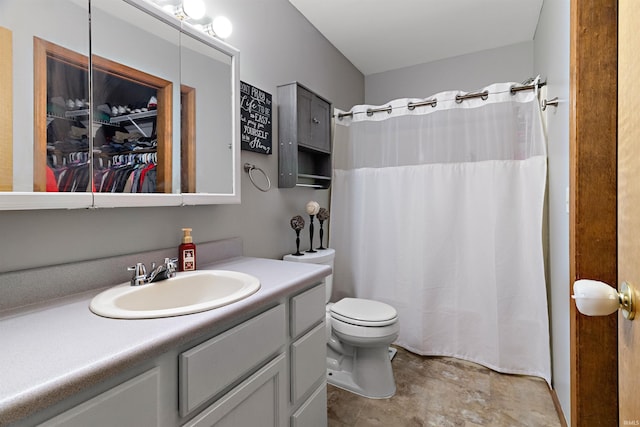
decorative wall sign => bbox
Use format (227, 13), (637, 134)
(240, 81), (272, 154)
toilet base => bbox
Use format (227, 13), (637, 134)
(326, 343), (396, 399)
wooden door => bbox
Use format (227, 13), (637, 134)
(618, 0), (640, 422)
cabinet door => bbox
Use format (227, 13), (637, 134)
(180, 304), (286, 416)
(39, 369), (159, 427)
(296, 86), (313, 147)
(310, 96), (331, 152)
(290, 283), (325, 339)
(291, 322), (326, 404)
(183, 354), (287, 427)
(291, 382), (327, 427)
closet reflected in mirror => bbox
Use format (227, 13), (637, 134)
(0, 0), (240, 209)
(91, 0), (180, 198)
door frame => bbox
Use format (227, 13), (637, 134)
(569, 0), (618, 426)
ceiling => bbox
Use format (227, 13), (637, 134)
(288, 0), (544, 76)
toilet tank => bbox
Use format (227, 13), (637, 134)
(283, 248), (334, 303)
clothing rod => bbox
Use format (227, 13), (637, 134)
(336, 80), (547, 120)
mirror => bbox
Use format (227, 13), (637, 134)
(91, 0), (182, 207)
(0, 0), (92, 208)
(180, 27), (234, 196)
(0, 0), (239, 209)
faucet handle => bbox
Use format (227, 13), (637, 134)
(165, 257), (178, 278)
(128, 262), (147, 286)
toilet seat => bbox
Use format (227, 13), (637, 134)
(330, 298), (398, 327)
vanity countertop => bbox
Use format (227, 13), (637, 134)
(0, 256), (330, 425)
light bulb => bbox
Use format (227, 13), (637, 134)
(182, 0), (206, 20)
(211, 15), (232, 39)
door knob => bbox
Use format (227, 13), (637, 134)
(572, 279), (636, 320)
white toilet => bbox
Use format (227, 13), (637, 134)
(284, 248), (399, 398)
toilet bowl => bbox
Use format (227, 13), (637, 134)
(283, 249), (399, 398)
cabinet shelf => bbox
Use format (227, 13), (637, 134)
(298, 173), (331, 181)
(109, 109), (157, 124)
(55, 108), (157, 123)
(46, 109), (158, 129)
(65, 109), (90, 118)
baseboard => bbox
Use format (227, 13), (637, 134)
(548, 386), (568, 427)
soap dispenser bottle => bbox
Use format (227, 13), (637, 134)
(179, 228), (196, 272)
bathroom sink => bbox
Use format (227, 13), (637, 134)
(90, 270), (260, 319)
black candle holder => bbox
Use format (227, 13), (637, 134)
(317, 219), (326, 250)
(290, 215), (305, 256)
(307, 214), (317, 253)
(293, 229), (303, 256)
(317, 207), (329, 250)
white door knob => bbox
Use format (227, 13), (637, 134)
(572, 279), (636, 320)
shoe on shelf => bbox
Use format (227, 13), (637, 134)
(147, 96), (157, 110)
(51, 96), (66, 108)
(97, 104), (112, 116)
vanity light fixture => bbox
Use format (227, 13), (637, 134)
(162, 0), (206, 21)
(153, 0), (233, 40)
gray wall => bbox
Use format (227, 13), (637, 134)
(364, 41), (534, 105)
(0, 0), (364, 273)
(533, 0), (571, 423)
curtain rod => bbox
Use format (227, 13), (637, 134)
(336, 80), (547, 120)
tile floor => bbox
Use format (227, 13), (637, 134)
(327, 346), (562, 427)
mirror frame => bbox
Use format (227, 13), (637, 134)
(0, 0), (240, 210)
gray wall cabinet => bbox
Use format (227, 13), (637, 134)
(277, 82), (332, 189)
(31, 283), (327, 427)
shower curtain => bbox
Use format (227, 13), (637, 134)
(330, 81), (551, 384)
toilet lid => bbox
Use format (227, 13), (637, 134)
(330, 298), (398, 326)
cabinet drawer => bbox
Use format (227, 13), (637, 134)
(290, 283), (325, 339)
(180, 304), (286, 416)
(184, 354), (287, 427)
(291, 322), (326, 404)
(291, 382), (327, 427)
(40, 369), (159, 427)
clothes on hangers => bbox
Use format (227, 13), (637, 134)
(93, 152), (157, 193)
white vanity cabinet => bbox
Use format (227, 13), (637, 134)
(39, 369), (161, 427)
(28, 283), (327, 427)
(179, 305), (287, 423)
(289, 284), (328, 427)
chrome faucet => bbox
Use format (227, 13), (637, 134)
(128, 257), (178, 286)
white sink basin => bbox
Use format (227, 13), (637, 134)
(90, 270), (260, 319)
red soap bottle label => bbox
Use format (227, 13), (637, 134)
(179, 244), (196, 271)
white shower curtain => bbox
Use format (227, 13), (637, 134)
(330, 82), (551, 384)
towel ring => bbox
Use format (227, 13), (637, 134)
(244, 163), (271, 192)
